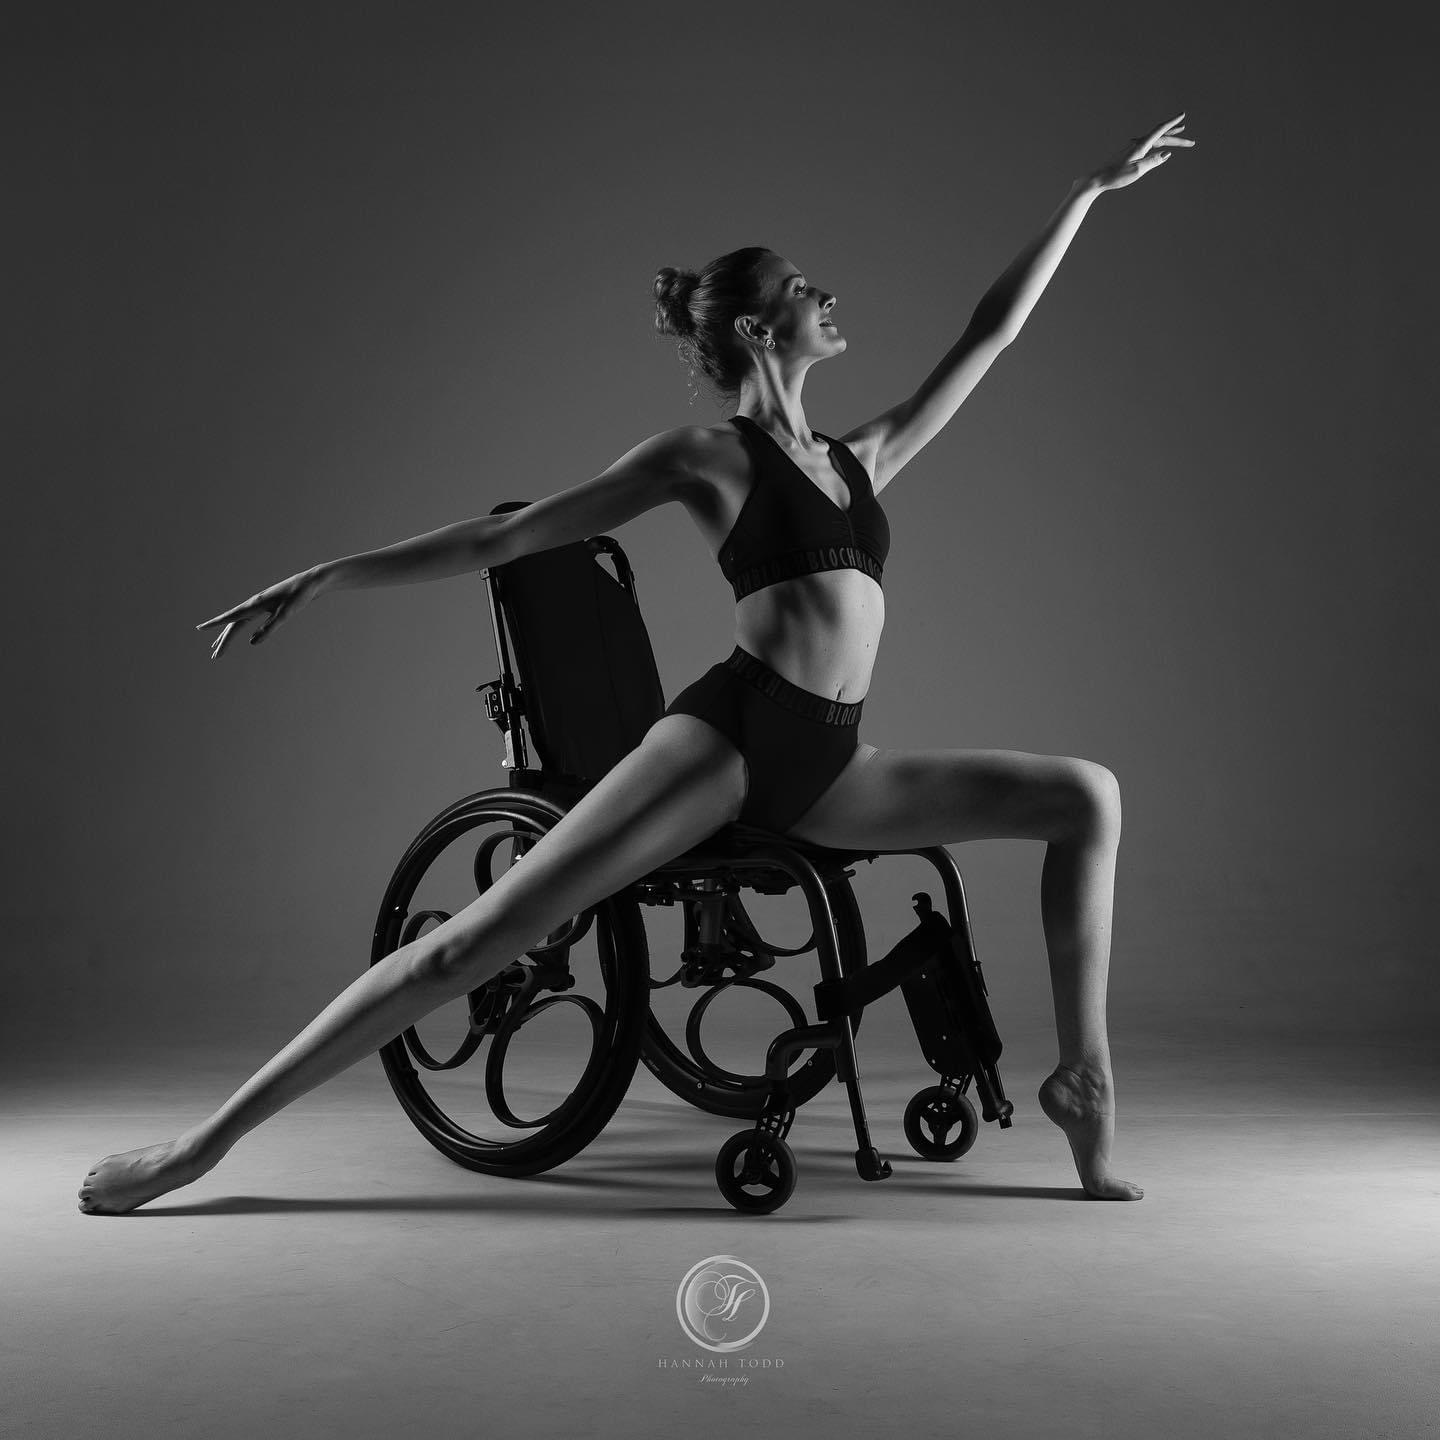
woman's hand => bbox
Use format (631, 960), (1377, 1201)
(1085, 112), (1194, 193)
(197, 566), (328, 660)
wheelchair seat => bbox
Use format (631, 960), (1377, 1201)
(367, 504), (1012, 1212)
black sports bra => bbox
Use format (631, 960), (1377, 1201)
(718, 414), (890, 601)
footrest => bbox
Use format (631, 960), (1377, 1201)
(900, 931), (1003, 1076)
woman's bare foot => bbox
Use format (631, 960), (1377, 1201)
(78, 1133), (216, 1215)
(1038, 1064), (1143, 1200)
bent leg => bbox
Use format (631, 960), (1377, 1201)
(79, 716), (747, 1214)
(787, 744), (1142, 1201)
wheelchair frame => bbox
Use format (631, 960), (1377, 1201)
(369, 505), (1012, 1213)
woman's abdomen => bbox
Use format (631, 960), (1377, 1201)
(733, 572), (885, 704)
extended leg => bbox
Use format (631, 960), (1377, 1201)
(79, 716), (748, 1214)
(788, 743), (1142, 1200)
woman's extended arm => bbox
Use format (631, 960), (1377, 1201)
(329, 515), (510, 588)
(198, 427), (707, 659)
(847, 113), (1193, 488)
(970, 178), (1102, 342)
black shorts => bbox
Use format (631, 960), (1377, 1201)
(664, 645), (863, 834)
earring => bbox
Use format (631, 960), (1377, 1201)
(764, 336), (776, 350)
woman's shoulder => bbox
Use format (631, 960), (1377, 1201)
(654, 420), (740, 454)
(646, 422), (747, 490)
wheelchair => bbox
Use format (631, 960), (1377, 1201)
(369, 503), (1014, 1213)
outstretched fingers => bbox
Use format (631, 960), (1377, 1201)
(197, 594), (262, 631)
(1132, 114), (1195, 163)
(197, 570), (320, 658)
(1138, 112), (1190, 151)
(198, 600), (259, 658)
(196, 594), (288, 659)
(209, 620), (241, 660)
(1148, 111), (1186, 143)
(199, 606), (266, 660)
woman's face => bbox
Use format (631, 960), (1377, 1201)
(750, 253), (846, 362)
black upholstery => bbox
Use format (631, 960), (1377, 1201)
(493, 538), (665, 784)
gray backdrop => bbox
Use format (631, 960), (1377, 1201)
(5, 1), (1434, 1060)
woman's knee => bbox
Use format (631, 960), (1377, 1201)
(1059, 758), (1122, 842)
(404, 902), (538, 991)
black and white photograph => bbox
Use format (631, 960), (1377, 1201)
(5, 2), (1435, 1435)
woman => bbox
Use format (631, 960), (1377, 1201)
(80, 114), (1192, 1213)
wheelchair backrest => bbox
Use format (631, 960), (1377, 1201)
(488, 508), (665, 785)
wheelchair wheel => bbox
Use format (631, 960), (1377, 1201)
(903, 1085), (980, 1161)
(715, 1130), (798, 1214)
(642, 877), (868, 1120)
(371, 788), (649, 1177)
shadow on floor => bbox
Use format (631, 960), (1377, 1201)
(118, 1173), (1081, 1218)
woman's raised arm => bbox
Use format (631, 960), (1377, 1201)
(846, 113), (1193, 490)
(197, 426), (708, 659)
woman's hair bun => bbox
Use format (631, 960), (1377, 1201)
(653, 266), (698, 336)
(652, 247), (774, 402)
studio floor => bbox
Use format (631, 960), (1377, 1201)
(4, 1024), (1437, 1440)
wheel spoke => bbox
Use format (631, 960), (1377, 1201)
(371, 794), (649, 1175)
(645, 875), (868, 1119)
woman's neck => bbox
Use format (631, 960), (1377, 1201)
(736, 366), (818, 447)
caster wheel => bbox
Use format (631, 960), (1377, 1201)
(904, 1085), (979, 1161)
(715, 1130), (798, 1214)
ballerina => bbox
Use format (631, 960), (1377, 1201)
(80, 113), (1193, 1213)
